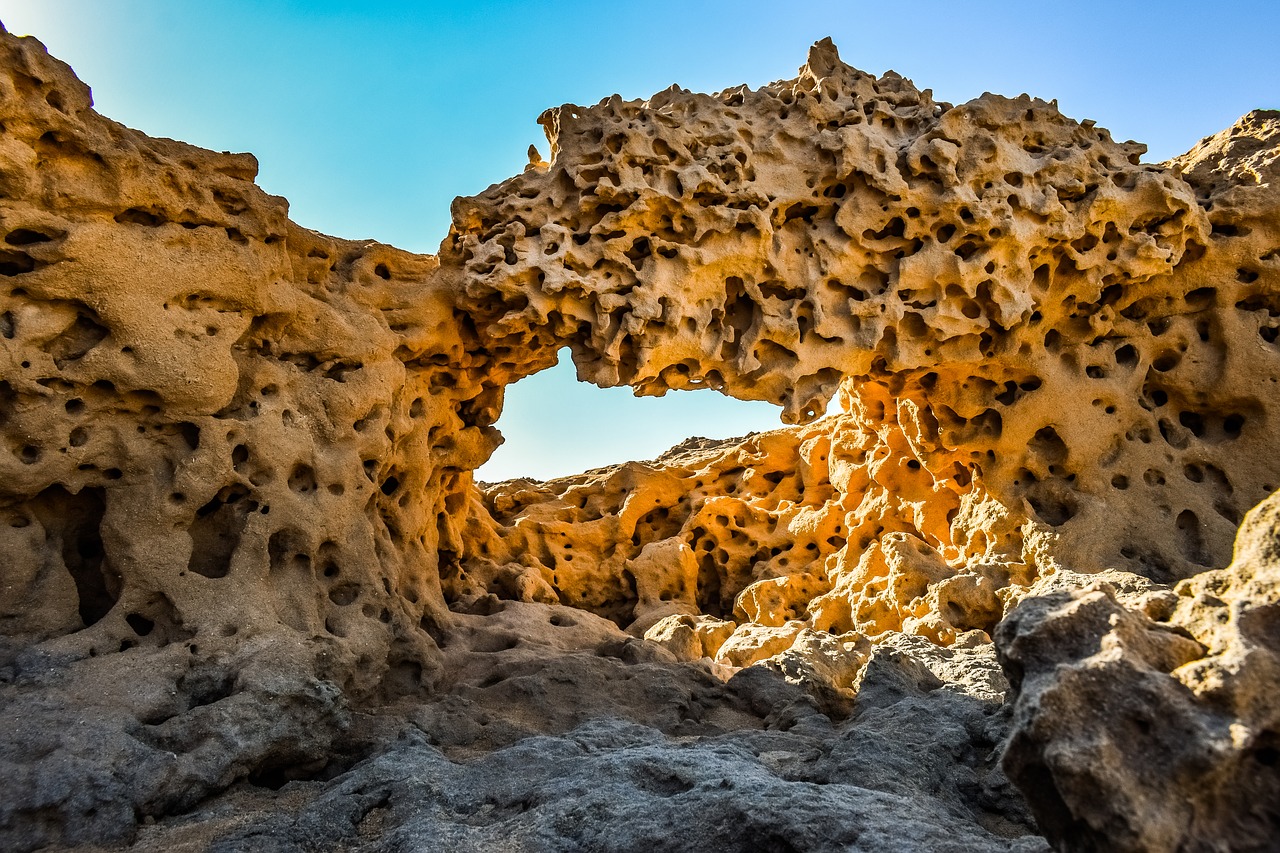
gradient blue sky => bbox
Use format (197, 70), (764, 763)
(3, 1), (1277, 480)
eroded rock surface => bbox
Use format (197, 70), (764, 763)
(0, 23), (483, 849)
(0, 20), (1278, 853)
(452, 42), (1280, 668)
(998, 490), (1280, 851)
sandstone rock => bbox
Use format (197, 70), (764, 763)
(642, 611), (736, 661)
(716, 619), (808, 668)
(456, 56), (1280, 669)
(0, 24), (474, 848)
(864, 630), (1010, 704)
(0, 18), (1278, 852)
(762, 626), (867, 700)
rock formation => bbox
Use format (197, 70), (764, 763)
(999, 489), (1280, 851)
(0, 21), (1277, 853)
(449, 42), (1280, 686)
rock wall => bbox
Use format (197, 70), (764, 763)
(0, 26), (501, 848)
(0, 22), (1278, 853)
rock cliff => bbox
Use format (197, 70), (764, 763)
(0, 23), (1277, 853)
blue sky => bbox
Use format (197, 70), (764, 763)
(3, 1), (1277, 480)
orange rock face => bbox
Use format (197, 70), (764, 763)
(450, 41), (1280, 673)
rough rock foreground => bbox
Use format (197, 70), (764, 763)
(0, 22), (1277, 852)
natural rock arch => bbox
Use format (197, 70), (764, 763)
(1, 22), (1278, 852)
(444, 40), (1280, 645)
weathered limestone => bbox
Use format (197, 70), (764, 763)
(0, 27), (476, 676)
(0, 25), (484, 848)
(0, 20), (1278, 853)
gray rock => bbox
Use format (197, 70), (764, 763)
(997, 493), (1280, 851)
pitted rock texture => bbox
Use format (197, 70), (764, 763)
(0, 24), (486, 849)
(0, 28), (480, 667)
(1, 20), (1279, 853)
(997, 490), (1280, 851)
(451, 42), (1280, 672)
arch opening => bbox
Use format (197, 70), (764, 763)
(476, 347), (786, 483)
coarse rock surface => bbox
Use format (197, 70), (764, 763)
(0, 19), (1278, 853)
(0, 22), (476, 850)
(452, 51), (1280, 639)
(998, 489), (1280, 852)
(50, 623), (1044, 853)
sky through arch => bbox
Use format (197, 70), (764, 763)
(478, 349), (785, 482)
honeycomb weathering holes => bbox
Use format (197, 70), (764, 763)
(0, 29), (1279, 849)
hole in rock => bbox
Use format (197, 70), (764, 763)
(115, 206), (174, 226)
(0, 249), (36, 276)
(5, 228), (56, 245)
(48, 313), (109, 368)
(178, 422), (200, 451)
(1030, 426), (1067, 465)
(477, 347), (787, 482)
(1178, 411), (1206, 438)
(1176, 509), (1211, 566)
(188, 485), (254, 578)
(29, 485), (117, 627)
(288, 463), (318, 493)
(328, 584), (359, 606)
